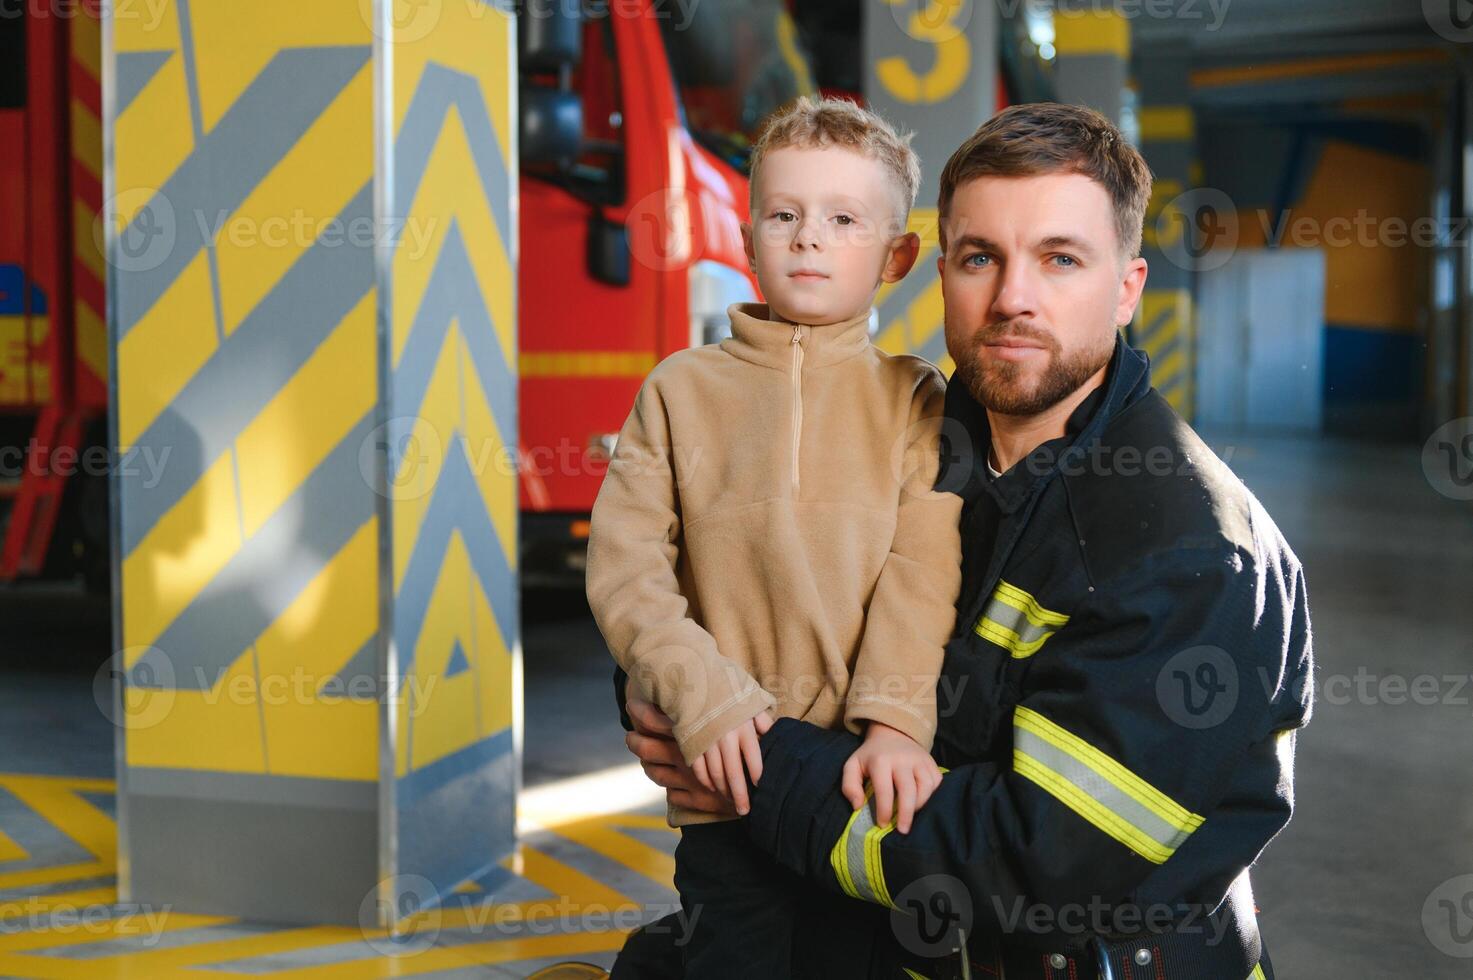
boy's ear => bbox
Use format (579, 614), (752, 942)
(882, 231), (922, 283)
(740, 221), (756, 273)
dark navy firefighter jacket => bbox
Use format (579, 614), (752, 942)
(619, 333), (1315, 980)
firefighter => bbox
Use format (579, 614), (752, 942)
(614, 102), (1313, 980)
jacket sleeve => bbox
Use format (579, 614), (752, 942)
(585, 374), (775, 765)
(844, 368), (963, 749)
(747, 544), (1313, 928)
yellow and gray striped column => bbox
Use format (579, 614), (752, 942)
(866, 0), (998, 370)
(1052, 1), (1129, 126)
(1135, 54), (1196, 416)
(105, 0), (518, 925)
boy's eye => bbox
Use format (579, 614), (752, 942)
(774, 211), (796, 222)
(834, 215), (854, 225)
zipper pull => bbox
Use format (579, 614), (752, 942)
(791, 326), (802, 345)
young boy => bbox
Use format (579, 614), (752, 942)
(585, 96), (963, 977)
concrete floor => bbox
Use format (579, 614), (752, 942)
(0, 431), (1470, 977)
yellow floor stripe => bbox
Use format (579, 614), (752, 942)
(552, 818), (676, 887)
(0, 770), (669, 978)
(0, 777), (116, 864)
(0, 825), (28, 863)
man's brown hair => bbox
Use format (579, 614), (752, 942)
(937, 102), (1154, 260)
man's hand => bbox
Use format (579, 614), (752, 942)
(624, 699), (772, 816)
(841, 720), (942, 834)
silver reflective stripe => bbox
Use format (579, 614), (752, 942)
(1011, 707), (1204, 865)
(973, 581), (1069, 658)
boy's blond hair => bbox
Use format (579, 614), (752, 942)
(749, 96), (921, 227)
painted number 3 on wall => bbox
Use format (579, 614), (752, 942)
(876, 0), (972, 104)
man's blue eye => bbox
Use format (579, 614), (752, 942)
(1053, 255), (1077, 267)
(964, 254), (989, 267)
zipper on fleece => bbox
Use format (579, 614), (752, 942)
(790, 324), (804, 493)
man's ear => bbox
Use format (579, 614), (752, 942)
(882, 231), (922, 283)
(741, 220), (756, 274)
(1114, 256), (1149, 327)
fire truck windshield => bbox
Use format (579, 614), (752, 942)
(659, 0), (819, 174)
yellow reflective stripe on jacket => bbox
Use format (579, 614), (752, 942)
(830, 770), (953, 911)
(830, 787), (900, 909)
(973, 580), (1070, 658)
(902, 969), (931, 980)
(1249, 963), (1267, 979)
(1012, 706), (1204, 864)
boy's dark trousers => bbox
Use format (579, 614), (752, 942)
(611, 818), (901, 980)
(670, 818), (798, 979)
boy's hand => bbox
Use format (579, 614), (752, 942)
(692, 710), (775, 816)
(841, 720), (942, 834)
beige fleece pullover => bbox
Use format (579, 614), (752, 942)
(586, 302), (963, 826)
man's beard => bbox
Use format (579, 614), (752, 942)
(951, 319), (1113, 416)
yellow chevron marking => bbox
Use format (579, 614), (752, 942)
(74, 295), (108, 384)
(113, 56), (192, 213)
(72, 199), (105, 283)
(69, 102), (102, 182)
(217, 64), (374, 337)
(473, 569), (515, 736)
(404, 532), (486, 773)
(393, 324), (463, 590)
(256, 517), (379, 780)
(121, 446), (243, 653)
(461, 331), (517, 569)
(392, 1), (515, 156)
(117, 252), (218, 446)
(189, 2), (373, 134)
(113, 0), (181, 54)
(392, 106), (515, 369)
(904, 270), (945, 354)
(69, 9), (100, 81)
(235, 290), (375, 538)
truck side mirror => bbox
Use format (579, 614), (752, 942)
(517, 0), (583, 170)
(520, 88), (582, 169)
(518, 0), (580, 72)
(586, 208), (630, 287)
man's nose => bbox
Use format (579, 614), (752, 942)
(992, 262), (1037, 319)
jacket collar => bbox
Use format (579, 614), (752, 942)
(720, 302), (873, 370)
(938, 331), (1153, 513)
